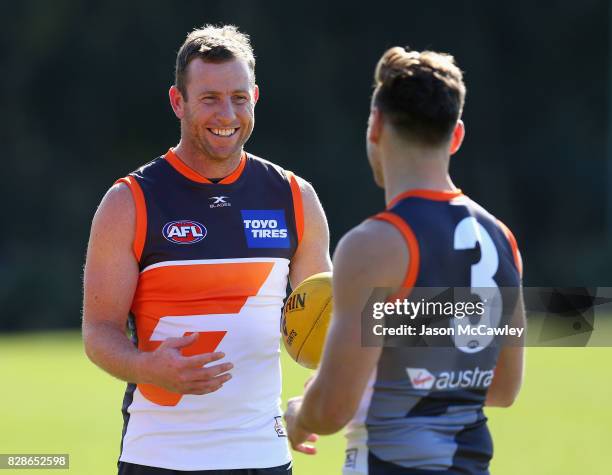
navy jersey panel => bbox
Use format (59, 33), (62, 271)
(368, 448), (490, 475)
(364, 194), (520, 474)
(390, 195), (520, 289)
(128, 153), (299, 270)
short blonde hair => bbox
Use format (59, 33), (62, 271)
(175, 24), (255, 98)
(373, 47), (466, 145)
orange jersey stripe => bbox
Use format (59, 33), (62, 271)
(132, 260), (275, 406)
(115, 176), (147, 262)
(372, 211), (420, 300)
(387, 188), (463, 209)
(219, 153), (247, 184)
(285, 171), (304, 244)
(164, 148), (246, 184)
(496, 219), (523, 278)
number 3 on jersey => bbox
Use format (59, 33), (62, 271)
(452, 217), (502, 353)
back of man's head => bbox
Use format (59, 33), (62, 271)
(373, 47), (466, 146)
(175, 24), (256, 98)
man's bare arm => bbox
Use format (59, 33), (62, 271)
(289, 219), (407, 439)
(82, 183), (231, 394)
(288, 177), (332, 288)
(486, 288), (525, 407)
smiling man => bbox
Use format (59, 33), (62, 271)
(82, 25), (331, 475)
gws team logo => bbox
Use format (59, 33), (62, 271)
(344, 448), (358, 469)
(241, 210), (290, 248)
(273, 416), (287, 437)
(209, 196), (231, 208)
(406, 367), (494, 391)
(162, 220), (207, 244)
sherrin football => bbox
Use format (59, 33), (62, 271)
(281, 272), (333, 369)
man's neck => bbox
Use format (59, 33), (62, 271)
(381, 143), (457, 206)
(173, 139), (243, 180)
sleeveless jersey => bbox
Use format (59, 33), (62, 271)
(344, 189), (522, 475)
(115, 149), (303, 470)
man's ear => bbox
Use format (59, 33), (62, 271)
(253, 84), (260, 104)
(368, 108), (383, 145)
(169, 85), (185, 119)
(450, 120), (465, 155)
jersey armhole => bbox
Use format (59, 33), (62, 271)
(114, 176), (147, 263)
(371, 211), (420, 301)
(285, 171), (304, 245)
(496, 219), (523, 278)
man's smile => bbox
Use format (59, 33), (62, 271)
(208, 127), (239, 137)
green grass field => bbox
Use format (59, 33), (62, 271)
(1, 331), (611, 474)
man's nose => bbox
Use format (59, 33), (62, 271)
(216, 98), (237, 123)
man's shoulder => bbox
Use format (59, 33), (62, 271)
(341, 218), (408, 259)
(334, 218), (409, 289)
(461, 195), (499, 223)
(460, 195), (518, 242)
(128, 154), (167, 179)
(91, 180), (136, 241)
(246, 151), (288, 177)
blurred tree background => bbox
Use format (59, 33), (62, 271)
(1, 0), (609, 330)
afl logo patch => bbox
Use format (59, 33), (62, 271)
(162, 220), (207, 244)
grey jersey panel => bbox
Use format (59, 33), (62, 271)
(356, 194), (520, 474)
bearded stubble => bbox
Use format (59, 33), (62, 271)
(182, 103), (255, 163)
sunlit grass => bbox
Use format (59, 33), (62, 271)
(0, 332), (610, 474)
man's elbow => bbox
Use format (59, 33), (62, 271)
(315, 403), (355, 434)
(82, 324), (98, 364)
(81, 319), (113, 365)
(487, 397), (514, 408)
(486, 390), (520, 408)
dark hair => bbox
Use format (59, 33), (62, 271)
(373, 47), (466, 145)
(175, 24), (255, 99)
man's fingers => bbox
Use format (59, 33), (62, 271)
(190, 362), (234, 380)
(161, 333), (199, 349)
(184, 351), (227, 367)
(306, 433), (319, 443)
(293, 443), (317, 455)
(184, 374), (232, 394)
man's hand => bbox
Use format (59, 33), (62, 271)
(139, 333), (233, 395)
(284, 396), (319, 455)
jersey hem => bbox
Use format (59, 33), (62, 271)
(118, 453), (292, 471)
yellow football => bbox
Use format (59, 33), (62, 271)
(281, 272), (333, 369)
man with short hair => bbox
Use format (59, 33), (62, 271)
(284, 47), (525, 475)
(83, 24), (331, 475)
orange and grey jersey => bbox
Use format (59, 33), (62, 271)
(115, 149), (303, 471)
(344, 190), (522, 475)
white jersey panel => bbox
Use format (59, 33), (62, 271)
(120, 258), (291, 470)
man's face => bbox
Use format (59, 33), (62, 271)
(180, 58), (257, 161)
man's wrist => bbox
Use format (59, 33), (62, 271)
(295, 406), (313, 434)
(132, 350), (151, 384)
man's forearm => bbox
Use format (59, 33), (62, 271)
(82, 320), (146, 384)
(297, 381), (351, 435)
